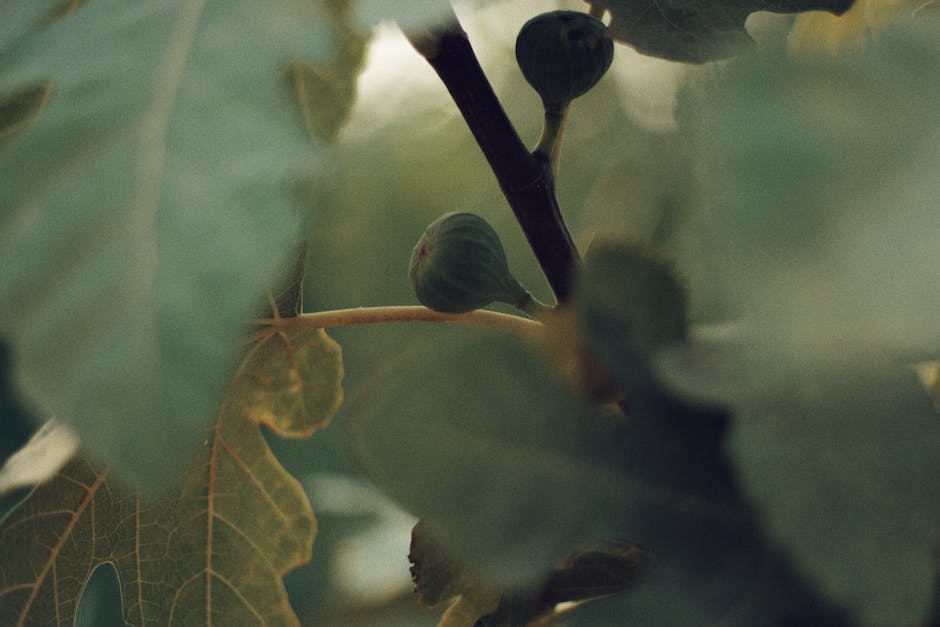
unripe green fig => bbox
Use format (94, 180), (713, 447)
(515, 11), (613, 111)
(409, 212), (529, 314)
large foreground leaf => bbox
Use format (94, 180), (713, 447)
(0, 1), (342, 487)
(345, 330), (620, 586)
(0, 327), (343, 626)
(344, 328), (750, 594)
(661, 20), (940, 625)
(588, 0), (854, 61)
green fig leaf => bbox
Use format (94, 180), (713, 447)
(344, 327), (749, 596)
(0, 0), (351, 488)
(731, 356), (940, 626)
(345, 330), (620, 586)
(576, 241), (688, 395)
(0, 326), (343, 626)
(662, 24), (940, 625)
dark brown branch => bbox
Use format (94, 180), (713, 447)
(405, 16), (580, 303)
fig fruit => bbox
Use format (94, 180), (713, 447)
(409, 212), (529, 314)
(515, 10), (613, 111)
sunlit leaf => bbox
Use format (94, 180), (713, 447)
(0, 327), (343, 626)
(588, 0), (853, 61)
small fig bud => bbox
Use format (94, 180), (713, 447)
(409, 212), (528, 314)
(515, 11), (613, 110)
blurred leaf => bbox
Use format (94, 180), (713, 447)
(410, 519), (650, 627)
(788, 0), (919, 56)
(681, 28), (940, 358)
(0, 326), (343, 625)
(576, 241), (688, 396)
(915, 359), (940, 407)
(345, 330), (620, 586)
(668, 24), (940, 624)
(0, 81), (50, 143)
(587, 0), (853, 62)
(344, 328), (749, 596)
(0, 1), (346, 487)
(729, 356), (940, 626)
(289, 0), (369, 144)
(0, 2), (57, 51)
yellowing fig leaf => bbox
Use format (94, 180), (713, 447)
(0, 327), (343, 626)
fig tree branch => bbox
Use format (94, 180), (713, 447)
(404, 9), (580, 303)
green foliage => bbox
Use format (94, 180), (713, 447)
(730, 357), (940, 625)
(657, 16), (940, 625)
(288, 0), (369, 144)
(590, 0), (854, 61)
(343, 329), (620, 585)
(409, 520), (649, 626)
(0, 81), (50, 143)
(577, 241), (687, 395)
(0, 327), (343, 626)
(2, 0), (939, 625)
(0, 0), (340, 487)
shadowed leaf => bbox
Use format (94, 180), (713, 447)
(0, 81), (51, 143)
(663, 23), (940, 624)
(576, 241), (688, 396)
(0, 327), (343, 626)
(410, 519), (651, 627)
(588, 0), (854, 61)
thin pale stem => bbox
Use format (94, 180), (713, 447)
(253, 305), (541, 338)
(514, 292), (554, 320)
(533, 104), (570, 175)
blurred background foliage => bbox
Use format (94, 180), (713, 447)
(3, 0), (939, 624)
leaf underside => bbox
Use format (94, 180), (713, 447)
(0, 327), (343, 626)
(588, 0), (854, 61)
